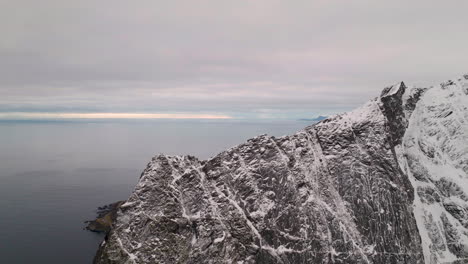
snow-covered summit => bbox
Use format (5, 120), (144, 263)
(94, 74), (468, 264)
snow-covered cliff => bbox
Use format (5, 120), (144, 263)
(94, 75), (468, 264)
(396, 76), (468, 263)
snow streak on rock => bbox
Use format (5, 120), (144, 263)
(94, 75), (468, 264)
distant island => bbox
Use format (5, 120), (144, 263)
(297, 115), (327, 122)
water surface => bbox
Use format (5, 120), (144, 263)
(0, 120), (309, 264)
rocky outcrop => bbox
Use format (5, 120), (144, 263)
(86, 201), (125, 234)
(93, 75), (468, 264)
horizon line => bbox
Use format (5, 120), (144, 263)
(0, 112), (233, 120)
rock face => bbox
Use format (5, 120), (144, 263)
(94, 75), (468, 264)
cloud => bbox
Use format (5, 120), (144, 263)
(1, 0), (467, 119)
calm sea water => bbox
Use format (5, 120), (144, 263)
(0, 120), (308, 264)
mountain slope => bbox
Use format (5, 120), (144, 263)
(94, 75), (468, 264)
(396, 76), (468, 263)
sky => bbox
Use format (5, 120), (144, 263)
(1, 0), (468, 120)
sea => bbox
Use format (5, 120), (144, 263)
(0, 119), (309, 264)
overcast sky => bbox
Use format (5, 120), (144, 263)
(1, 0), (467, 119)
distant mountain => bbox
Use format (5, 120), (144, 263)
(93, 75), (468, 264)
(298, 115), (328, 122)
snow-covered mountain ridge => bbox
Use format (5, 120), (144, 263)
(94, 75), (468, 264)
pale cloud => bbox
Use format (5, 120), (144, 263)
(1, 0), (467, 119)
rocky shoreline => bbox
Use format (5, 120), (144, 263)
(85, 201), (125, 234)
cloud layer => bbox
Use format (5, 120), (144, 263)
(1, 0), (467, 119)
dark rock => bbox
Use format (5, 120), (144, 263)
(85, 201), (125, 233)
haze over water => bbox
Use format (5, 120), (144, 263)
(0, 119), (307, 264)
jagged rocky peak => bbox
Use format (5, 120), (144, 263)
(380, 81), (408, 145)
(94, 74), (468, 264)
